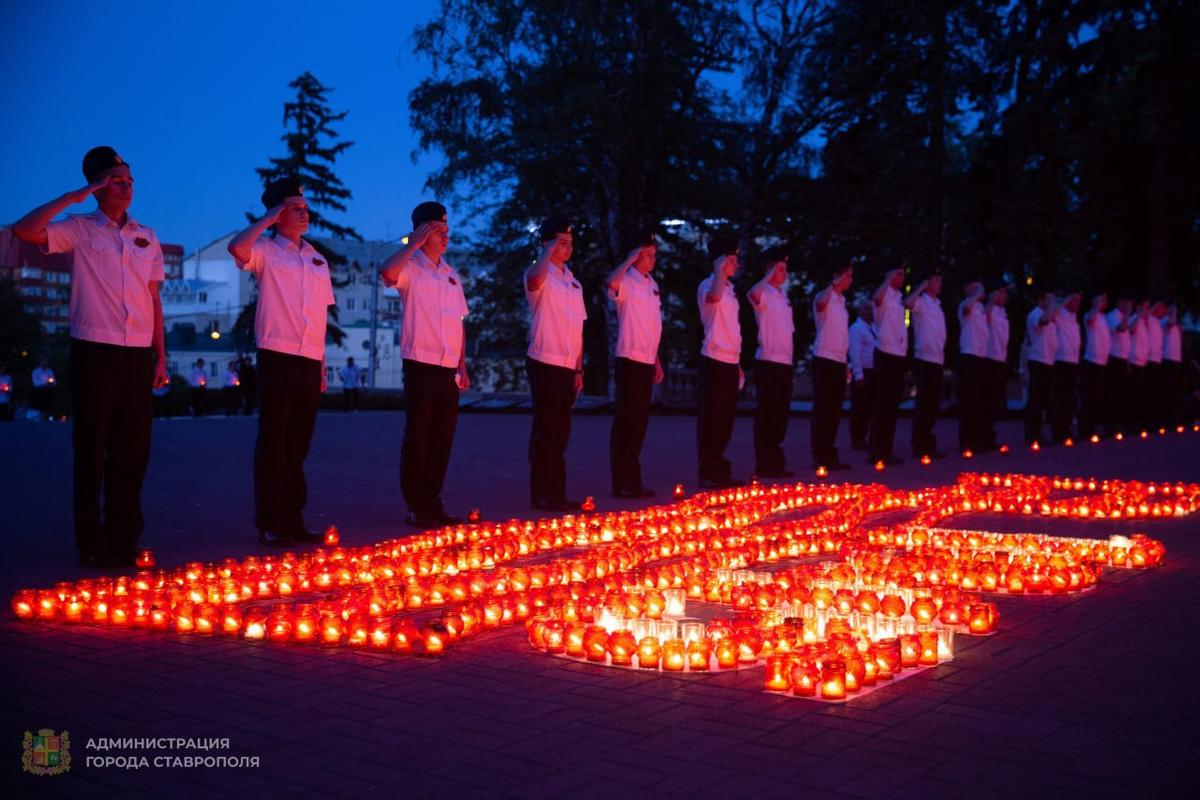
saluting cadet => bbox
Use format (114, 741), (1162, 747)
(1128, 300), (1151, 430)
(1146, 301), (1165, 427)
(1162, 304), (1183, 426)
(1050, 292), (1082, 443)
(906, 272), (946, 460)
(696, 231), (744, 488)
(982, 286), (1010, 450)
(338, 356), (362, 412)
(1078, 290), (1110, 441)
(223, 361), (242, 416)
(1106, 298), (1132, 435)
(868, 267), (907, 465)
(12, 145), (169, 567)
(957, 281), (988, 453)
(188, 358), (208, 417)
(606, 230), (663, 498)
(379, 201), (470, 527)
(31, 357), (57, 421)
(748, 247), (795, 479)
(1024, 291), (1058, 445)
(525, 218), (586, 511)
(227, 178), (332, 546)
(848, 300), (877, 451)
(811, 259), (853, 471)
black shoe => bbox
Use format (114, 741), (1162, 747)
(697, 478), (725, 490)
(287, 529), (324, 544)
(532, 498), (582, 512)
(79, 552), (121, 569)
(757, 469), (796, 479)
(258, 530), (290, 547)
(405, 512), (438, 529)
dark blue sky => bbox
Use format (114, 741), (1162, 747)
(1, 0), (444, 251)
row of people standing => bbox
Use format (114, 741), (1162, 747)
(0, 358), (60, 421)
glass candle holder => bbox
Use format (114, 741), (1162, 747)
(764, 655), (790, 692)
(608, 629), (637, 666)
(637, 636), (661, 669)
(821, 659), (847, 699)
(686, 639), (711, 671)
(662, 639), (686, 671)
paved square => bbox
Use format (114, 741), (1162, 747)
(4, 411), (1199, 798)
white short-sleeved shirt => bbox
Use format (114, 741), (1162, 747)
(812, 289), (849, 363)
(32, 367), (56, 387)
(1054, 308), (1081, 364)
(912, 294), (946, 365)
(848, 318), (876, 379)
(751, 284), (793, 365)
(986, 305), (1009, 363)
(384, 248), (469, 368)
(1083, 311), (1111, 365)
(1107, 309), (1130, 359)
(958, 298), (988, 358)
(526, 262), (587, 369)
(224, 369), (240, 388)
(44, 210), (165, 348)
(697, 275), (741, 365)
(875, 286), (908, 357)
(610, 268), (662, 366)
(235, 236), (334, 362)
(339, 365), (361, 385)
(189, 367), (208, 388)
(1146, 317), (1163, 363)
(1129, 316), (1149, 366)
(1164, 323), (1182, 362)
(1026, 307), (1057, 365)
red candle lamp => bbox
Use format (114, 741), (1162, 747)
(821, 659), (847, 699)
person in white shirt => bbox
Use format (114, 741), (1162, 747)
(1050, 291), (1082, 443)
(848, 300), (877, 451)
(696, 231), (745, 488)
(1128, 299), (1151, 430)
(1023, 291), (1059, 445)
(228, 178), (333, 547)
(30, 357), (57, 421)
(380, 201), (471, 526)
(606, 230), (664, 498)
(957, 281), (988, 453)
(525, 217), (587, 511)
(1106, 297), (1133, 435)
(1078, 290), (1109, 440)
(13, 146), (169, 568)
(188, 358), (208, 417)
(223, 361), (242, 416)
(811, 259), (853, 471)
(1162, 303), (1183, 426)
(983, 286), (1010, 450)
(0, 364), (13, 422)
(906, 272), (947, 459)
(1146, 301), (1166, 428)
(868, 266), (907, 464)
(749, 247), (795, 478)
(338, 356), (362, 412)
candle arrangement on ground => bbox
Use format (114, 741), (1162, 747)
(10, 472), (1193, 700)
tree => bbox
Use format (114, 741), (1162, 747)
(0, 278), (44, 371)
(238, 71), (363, 347)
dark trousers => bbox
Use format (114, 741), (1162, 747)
(1129, 365), (1148, 430)
(240, 383), (257, 415)
(1162, 360), (1182, 426)
(697, 356), (739, 482)
(1025, 361), (1053, 444)
(1146, 362), (1162, 427)
(152, 393), (169, 418)
(869, 349), (906, 460)
(1106, 357), (1129, 435)
(254, 349), (321, 535)
(810, 356), (846, 466)
(343, 387), (359, 411)
(0, 402), (13, 422)
(190, 387), (206, 417)
(222, 387), (240, 416)
(983, 358), (1007, 448)
(849, 368), (874, 449)
(610, 357), (655, 493)
(1078, 361), (1106, 440)
(527, 357), (575, 503)
(753, 359), (793, 475)
(401, 359), (459, 517)
(958, 354), (986, 452)
(33, 386), (54, 415)
(70, 339), (154, 558)
(911, 358), (943, 457)
(1050, 361), (1078, 442)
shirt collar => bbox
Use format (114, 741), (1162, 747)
(271, 234), (311, 254)
(413, 248), (447, 271)
(87, 208), (139, 231)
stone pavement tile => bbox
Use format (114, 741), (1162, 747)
(649, 761), (739, 796)
(838, 766), (929, 799)
(510, 772), (639, 800)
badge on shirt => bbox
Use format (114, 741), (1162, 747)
(312, 257), (325, 266)
(134, 237), (150, 248)
(571, 281), (580, 289)
(448, 276), (458, 285)
(653, 289), (660, 296)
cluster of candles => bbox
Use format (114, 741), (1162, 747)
(11, 474), (1190, 691)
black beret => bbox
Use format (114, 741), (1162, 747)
(622, 227), (658, 253)
(540, 216), (573, 243)
(411, 201), (447, 228)
(708, 230), (740, 260)
(82, 146), (128, 183)
(760, 245), (790, 266)
(261, 177), (305, 209)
